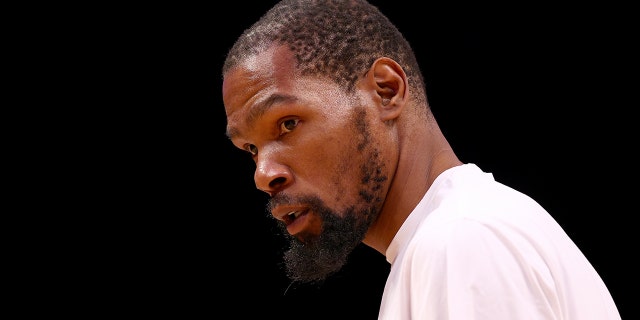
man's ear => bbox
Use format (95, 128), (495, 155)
(364, 57), (408, 121)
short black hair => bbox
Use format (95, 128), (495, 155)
(223, 0), (427, 106)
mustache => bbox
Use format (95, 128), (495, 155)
(267, 193), (296, 211)
(267, 193), (324, 212)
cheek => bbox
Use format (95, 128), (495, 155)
(316, 135), (365, 203)
(291, 112), (376, 205)
(286, 128), (355, 192)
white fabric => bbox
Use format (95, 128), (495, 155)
(378, 163), (620, 319)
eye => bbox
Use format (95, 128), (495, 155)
(245, 144), (258, 156)
(280, 118), (299, 134)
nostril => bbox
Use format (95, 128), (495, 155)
(269, 176), (287, 190)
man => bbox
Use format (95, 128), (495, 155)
(221, 0), (621, 318)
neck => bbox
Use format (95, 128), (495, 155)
(362, 120), (462, 255)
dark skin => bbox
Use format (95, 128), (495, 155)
(223, 44), (462, 282)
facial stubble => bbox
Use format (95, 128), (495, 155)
(271, 107), (387, 284)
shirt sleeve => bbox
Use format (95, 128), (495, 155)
(406, 218), (561, 319)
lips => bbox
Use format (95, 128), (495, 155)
(282, 209), (305, 224)
(273, 207), (310, 235)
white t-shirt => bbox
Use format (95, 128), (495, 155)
(378, 163), (620, 319)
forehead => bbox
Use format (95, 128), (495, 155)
(222, 45), (358, 141)
(222, 45), (297, 119)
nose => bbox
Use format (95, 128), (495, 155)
(254, 151), (292, 196)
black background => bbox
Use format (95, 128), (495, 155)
(64, 1), (633, 319)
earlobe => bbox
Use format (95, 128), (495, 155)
(369, 57), (408, 121)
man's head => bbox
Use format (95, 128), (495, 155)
(222, 0), (427, 107)
(222, 0), (429, 284)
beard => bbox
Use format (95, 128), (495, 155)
(268, 106), (387, 284)
(272, 195), (375, 284)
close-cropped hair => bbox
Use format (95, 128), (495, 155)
(223, 0), (427, 106)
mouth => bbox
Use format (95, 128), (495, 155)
(274, 208), (311, 236)
(282, 209), (305, 224)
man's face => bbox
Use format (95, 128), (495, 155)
(223, 45), (389, 283)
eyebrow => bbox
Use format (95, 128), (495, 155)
(226, 93), (296, 139)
